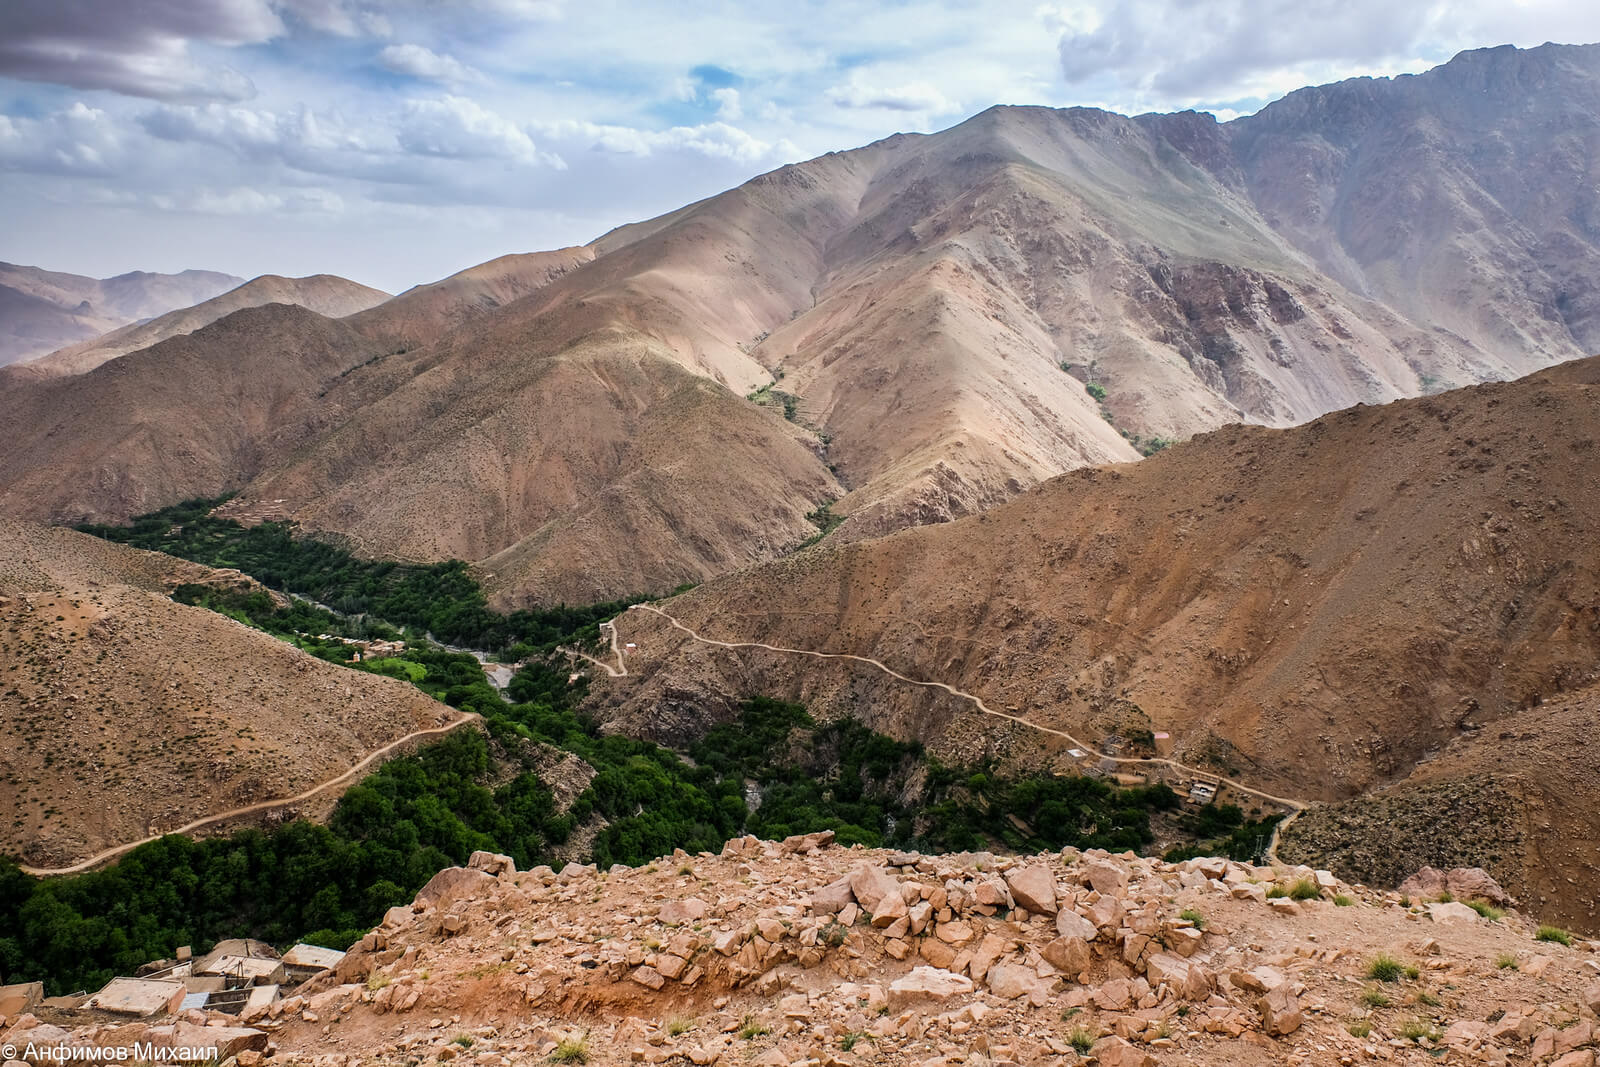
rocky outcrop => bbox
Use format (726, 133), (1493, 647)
(13, 836), (1588, 1066)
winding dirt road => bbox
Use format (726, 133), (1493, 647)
(21, 712), (482, 877)
(597, 603), (1307, 850)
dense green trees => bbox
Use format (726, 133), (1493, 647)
(1, 508), (1244, 994)
(81, 498), (637, 656)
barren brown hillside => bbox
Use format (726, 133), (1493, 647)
(22, 273), (391, 377)
(0, 45), (1594, 604)
(588, 358), (1600, 916)
(0, 519), (457, 868)
(0, 262), (239, 367)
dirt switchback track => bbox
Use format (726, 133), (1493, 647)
(21, 712), (481, 877)
(595, 603), (1307, 842)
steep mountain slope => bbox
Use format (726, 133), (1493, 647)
(348, 247), (593, 349)
(589, 358), (1600, 914)
(0, 518), (458, 868)
(0, 304), (388, 523)
(1227, 42), (1600, 364)
(0, 45), (1594, 604)
(22, 274), (391, 377)
(0, 262), (240, 366)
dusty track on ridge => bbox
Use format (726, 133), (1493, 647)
(21, 712), (482, 877)
(597, 603), (1307, 826)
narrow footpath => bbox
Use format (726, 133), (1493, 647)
(591, 603), (1309, 861)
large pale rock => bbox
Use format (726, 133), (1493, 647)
(1003, 866), (1057, 915)
(887, 967), (974, 1010)
(848, 867), (901, 912)
(1055, 909), (1097, 942)
(1086, 895), (1125, 931)
(1042, 936), (1090, 975)
(1089, 1035), (1155, 1067)
(658, 898), (709, 924)
(1397, 865), (1509, 904)
(1092, 978), (1134, 1011)
(1230, 965), (1286, 994)
(987, 963), (1047, 1003)
(871, 890), (909, 928)
(1086, 860), (1129, 896)
(414, 867), (495, 908)
(809, 877), (855, 914)
(973, 878), (1014, 909)
(1446, 867), (1512, 905)
(467, 851), (515, 877)
(779, 830), (836, 853)
(1257, 983), (1303, 1036)
(1552, 1053), (1596, 1067)
(1584, 981), (1600, 1016)
(1427, 901), (1480, 924)
(968, 933), (1008, 983)
(630, 966), (665, 991)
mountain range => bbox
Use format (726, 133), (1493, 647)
(0, 262), (242, 367)
(0, 41), (1597, 926)
(0, 42), (1594, 608)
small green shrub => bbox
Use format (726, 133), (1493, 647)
(738, 1015), (770, 1040)
(1417, 990), (1442, 1007)
(1465, 900), (1504, 921)
(452, 1035), (474, 1048)
(1346, 1020), (1372, 1038)
(1366, 954), (1406, 983)
(1333, 894), (1355, 907)
(1086, 382), (1108, 402)
(1399, 1018), (1441, 1043)
(1536, 925), (1573, 946)
(839, 1032), (866, 1052)
(1179, 908), (1206, 930)
(667, 1018), (693, 1037)
(1266, 885), (1288, 899)
(1288, 877), (1321, 901)
(1360, 988), (1392, 1008)
(1068, 1026), (1096, 1054)
(551, 1035), (590, 1065)
(1495, 953), (1518, 970)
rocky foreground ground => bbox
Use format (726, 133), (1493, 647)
(5, 834), (1600, 1066)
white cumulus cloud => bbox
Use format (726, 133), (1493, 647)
(379, 43), (483, 85)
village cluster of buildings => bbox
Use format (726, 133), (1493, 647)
(0, 940), (344, 1025)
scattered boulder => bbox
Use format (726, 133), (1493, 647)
(658, 898), (709, 924)
(1086, 860), (1129, 896)
(1427, 901), (1481, 924)
(848, 866), (901, 912)
(887, 967), (974, 1009)
(467, 851), (515, 877)
(810, 877), (855, 914)
(1398, 866), (1513, 906)
(986, 962), (1048, 1002)
(779, 830), (836, 853)
(1257, 983), (1303, 1036)
(1003, 865), (1058, 915)
(1042, 935), (1091, 975)
(414, 866), (495, 909)
(1089, 1035), (1155, 1067)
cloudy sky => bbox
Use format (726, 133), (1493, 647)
(1, 0), (1594, 293)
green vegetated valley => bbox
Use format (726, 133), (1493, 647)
(1, 498), (1270, 992)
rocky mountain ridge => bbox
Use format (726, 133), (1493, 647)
(0, 262), (241, 367)
(7, 835), (1599, 1066)
(0, 45), (1595, 603)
